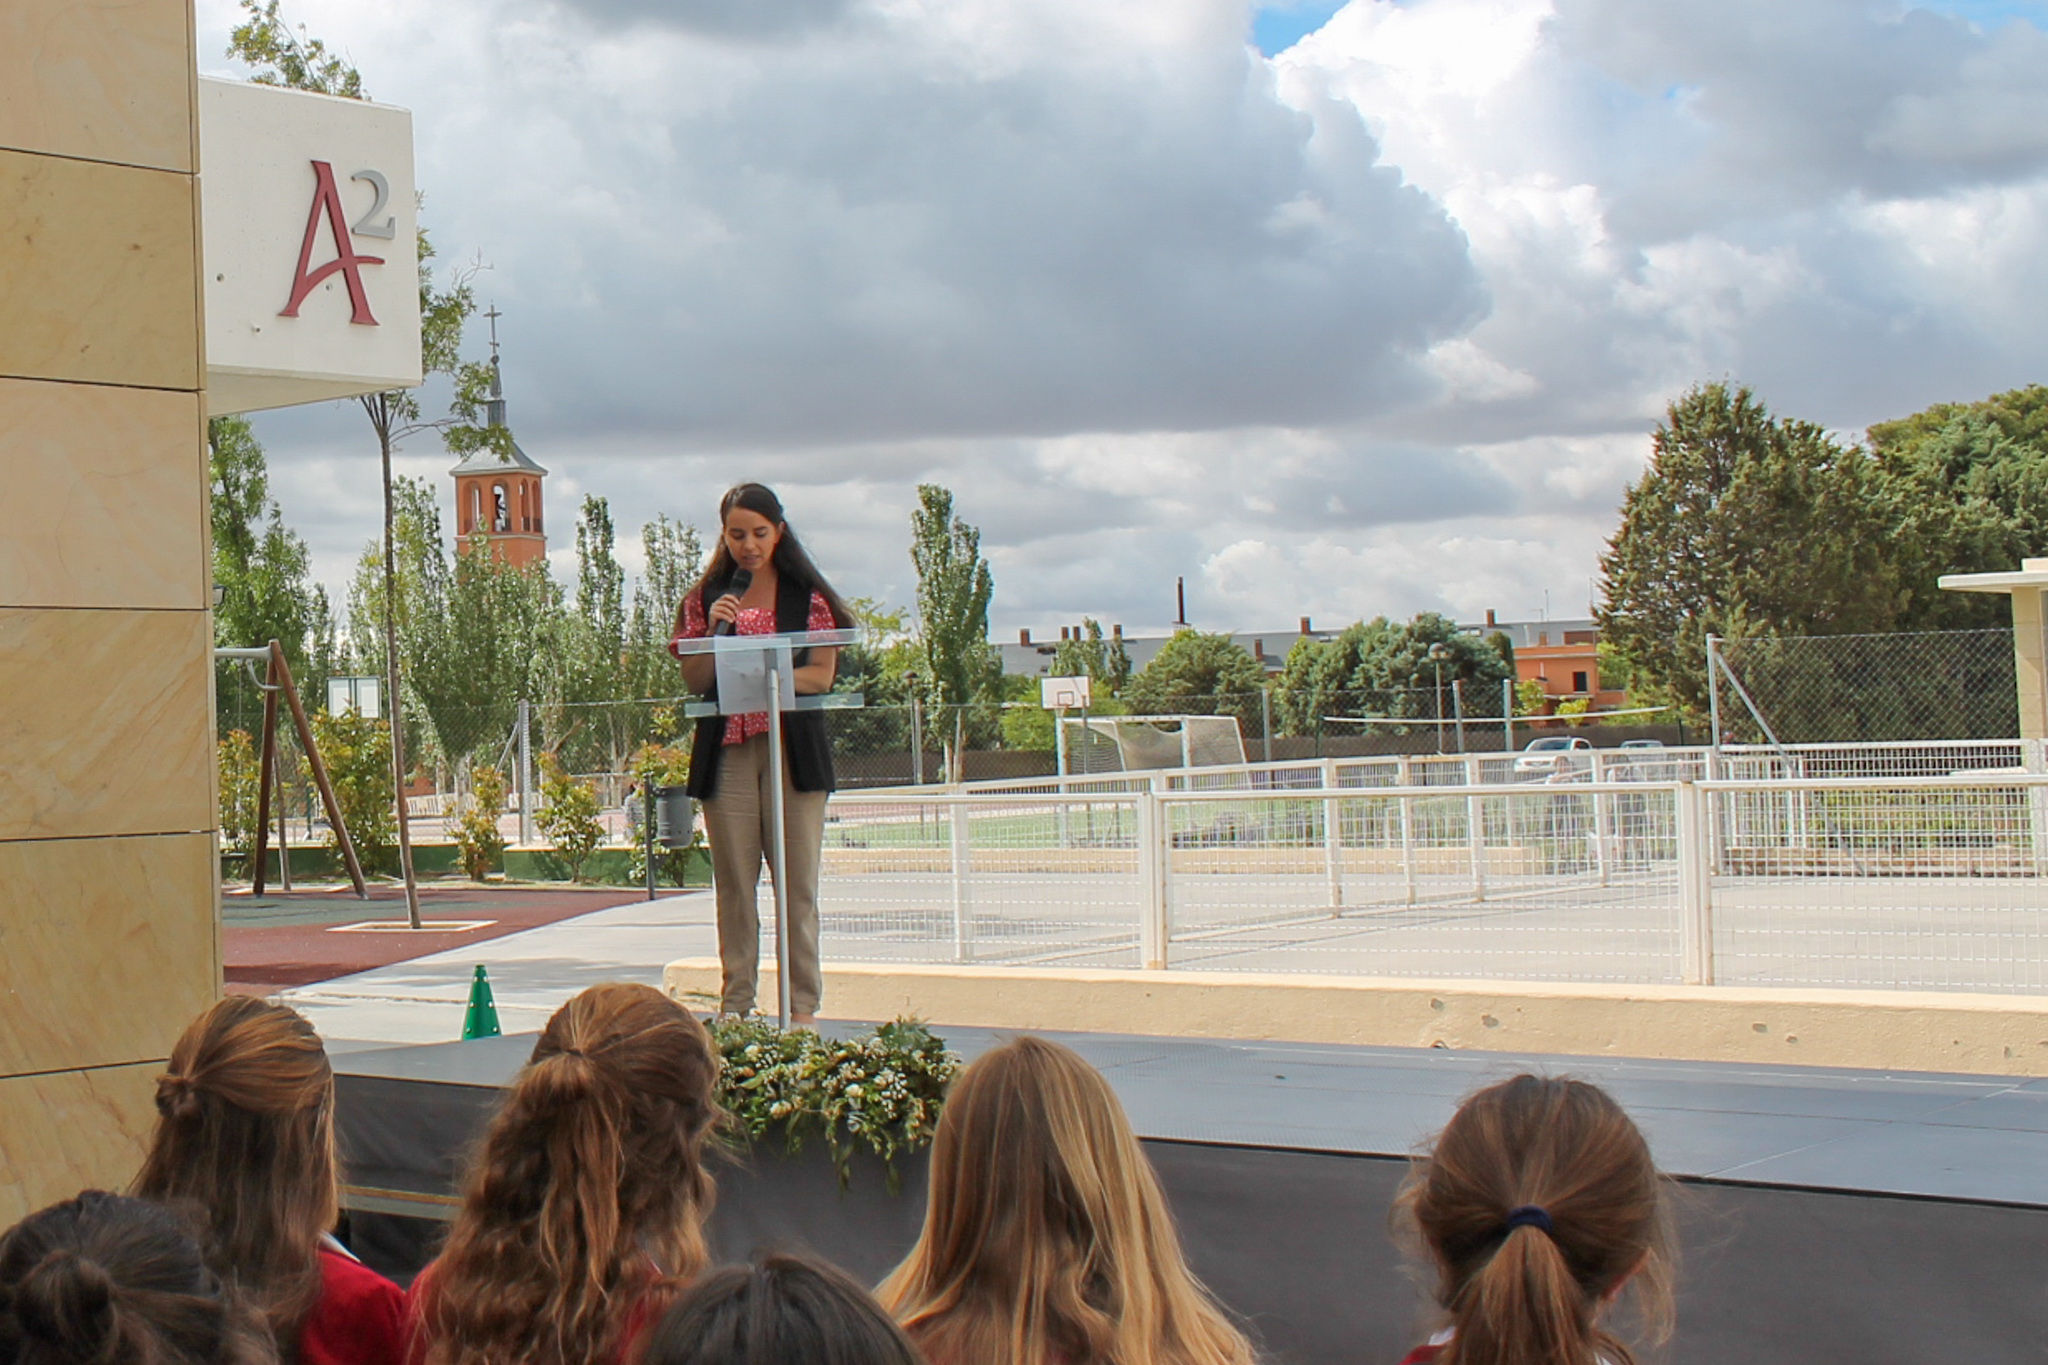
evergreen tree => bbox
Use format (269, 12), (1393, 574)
(1598, 382), (1903, 721)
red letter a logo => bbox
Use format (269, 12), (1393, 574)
(280, 159), (385, 325)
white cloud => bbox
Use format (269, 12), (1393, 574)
(214, 0), (2048, 644)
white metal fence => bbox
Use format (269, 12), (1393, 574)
(923, 738), (2033, 801)
(814, 761), (2048, 994)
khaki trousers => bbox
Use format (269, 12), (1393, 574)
(701, 734), (827, 1016)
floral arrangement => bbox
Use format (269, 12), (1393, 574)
(708, 1015), (959, 1186)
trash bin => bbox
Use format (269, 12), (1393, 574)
(654, 785), (694, 850)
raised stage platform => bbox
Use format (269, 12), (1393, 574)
(335, 1027), (2048, 1365)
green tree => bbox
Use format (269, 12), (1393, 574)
(627, 514), (704, 703)
(1048, 618), (1131, 693)
(558, 497), (637, 773)
(209, 416), (317, 730)
(1866, 384), (2048, 630)
(1125, 630), (1267, 730)
(910, 485), (1000, 781)
(1274, 614), (1511, 736)
(1598, 382), (1904, 723)
(230, 0), (506, 927)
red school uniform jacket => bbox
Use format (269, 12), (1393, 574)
(301, 1245), (408, 1365)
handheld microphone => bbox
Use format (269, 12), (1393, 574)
(710, 569), (753, 637)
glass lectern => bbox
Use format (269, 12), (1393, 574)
(670, 627), (862, 1026)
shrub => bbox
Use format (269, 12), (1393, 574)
(626, 742), (696, 887)
(217, 730), (261, 861)
(453, 765), (509, 880)
(537, 755), (604, 882)
(307, 709), (396, 872)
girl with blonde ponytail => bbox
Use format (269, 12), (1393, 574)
(408, 983), (721, 1365)
(1398, 1075), (1675, 1365)
(878, 1036), (1255, 1365)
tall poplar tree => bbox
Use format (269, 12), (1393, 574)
(910, 484), (999, 782)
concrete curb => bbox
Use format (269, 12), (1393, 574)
(662, 958), (2048, 1077)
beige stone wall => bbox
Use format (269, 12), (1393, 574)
(664, 958), (2048, 1078)
(0, 0), (218, 1223)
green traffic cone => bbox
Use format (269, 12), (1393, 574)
(462, 965), (502, 1040)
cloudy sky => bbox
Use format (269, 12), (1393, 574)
(198, 0), (2048, 638)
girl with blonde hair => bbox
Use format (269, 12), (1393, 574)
(878, 1036), (1255, 1365)
(132, 995), (403, 1365)
(408, 983), (722, 1365)
(1397, 1074), (1675, 1365)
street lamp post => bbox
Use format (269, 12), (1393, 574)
(1429, 643), (1452, 756)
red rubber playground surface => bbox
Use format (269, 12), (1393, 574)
(222, 884), (656, 993)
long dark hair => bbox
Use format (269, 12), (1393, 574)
(643, 1254), (922, 1365)
(690, 483), (853, 627)
(419, 983), (723, 1365)
(0, 1191), (275, 1365)
(132, 997), (337, 1361)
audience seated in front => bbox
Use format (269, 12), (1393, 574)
(407, 982), (721, 1365)
(0, 1190), (275, 1365)
(1397, 1074), (1674, 1365)
(132, 996), (405, 1365)
(878, 1035), (1255, 1365)
(643, 1253), (922, 1365)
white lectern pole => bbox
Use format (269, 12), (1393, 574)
(765, 657), (794, 1028)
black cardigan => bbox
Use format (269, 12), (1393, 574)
(684, 571), (837, 801)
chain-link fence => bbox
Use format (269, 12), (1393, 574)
(1711, 628), (2017, 746)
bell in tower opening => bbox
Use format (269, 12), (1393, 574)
(450, 305), (549, 567)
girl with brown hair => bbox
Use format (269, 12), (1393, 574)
(670, 482), (855, 1026)
(1398, 1074), (1675, 1365)
(0, 1190), (275, 1365)
(877, 1036), (1255, 1365)
(132, 996), (404, 1365)
(408, 983), (722, 1365)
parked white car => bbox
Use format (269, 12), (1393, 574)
(1513, 735), (1592, 777)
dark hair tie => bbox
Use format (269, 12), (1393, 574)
(1503, 1205), (1554, 1236)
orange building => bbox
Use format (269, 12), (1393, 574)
(450, 340), (548, 567)
(1473, 613), (1627, 714)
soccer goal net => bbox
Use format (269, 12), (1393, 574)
(1059, 714), (1247, 773)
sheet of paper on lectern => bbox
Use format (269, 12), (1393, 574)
(714, 640), (797, 716)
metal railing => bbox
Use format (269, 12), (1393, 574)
(812, 767), (2048, 994)
(892, 737), (2034, 800)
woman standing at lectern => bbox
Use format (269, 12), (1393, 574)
(672, 483), (854, 1027)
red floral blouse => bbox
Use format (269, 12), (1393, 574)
(672, 587), (836, 745)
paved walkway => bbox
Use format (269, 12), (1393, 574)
(270, 889), (719, 1049)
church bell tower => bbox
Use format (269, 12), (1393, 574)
(450, 307), (548, 568)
